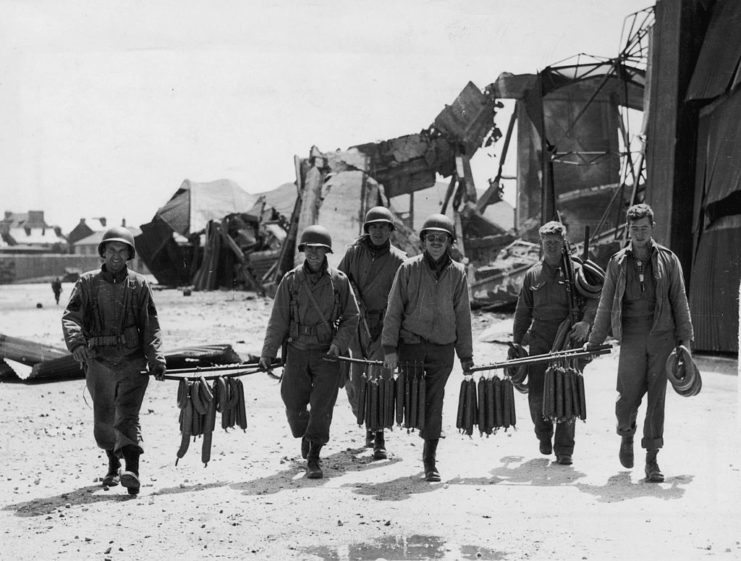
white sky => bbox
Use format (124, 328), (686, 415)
(0, 0), (651, 233)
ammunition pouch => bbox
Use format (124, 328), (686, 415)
(315, 321), (335, 345)
(289, 321), (336, 345)
(87, 326), (140, 349)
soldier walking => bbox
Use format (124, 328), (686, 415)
(62, 227), (166, 495)
(586, 204), (694, 482)
(512, 221), (597, 466)
(259, 225), (359, 479)
(382, 214), (473, 482)
(51, 277), (63, 305)
(338, 206), (406, 459)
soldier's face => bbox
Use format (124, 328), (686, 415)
(424, 232), (451, 260)
(367, 223), (392, 246)
(303, 245), (327, 272)
(104, 241), (131, 273)
(540, 234), (564, 262)
(629, 217), (654, 249)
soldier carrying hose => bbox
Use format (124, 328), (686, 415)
(512, 221), (597, 466)
(338, 206), (406, 459)
(62, 226), (166, 496)
(584, 204), (694, 482)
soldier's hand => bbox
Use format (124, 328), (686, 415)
(384, 352), (398, 372)
(582, 342), (601, 353)
(569, 321), (590, 344)
(326, 344), (340, 358)
(258, 356), (273, 372)
(72, 345), (89, 364)
(151, 363), (167, 381)
(461, 358), (474, 376)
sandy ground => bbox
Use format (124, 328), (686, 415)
(1, 282), (739, 561)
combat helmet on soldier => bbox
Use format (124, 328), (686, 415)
(363, 206), (395, 233)
(298, 224), (333, 253)
(420, 213), (455, 241)
(97, 226), (136, 259)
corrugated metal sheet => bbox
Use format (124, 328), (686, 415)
(433, 81), (496, 155)
(697, 89), (741, 207)
(351, 134), (455, 198)
(689, 214), (740, 353)
(686, 0), (741, 101)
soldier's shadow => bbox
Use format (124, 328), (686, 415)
(481, 455), (587, 486)
(230, 446), (402, 496)
(3, 484), (132, 517)
(575, 471), (693, 502)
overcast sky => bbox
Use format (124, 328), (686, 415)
(0, 0), (651, 232)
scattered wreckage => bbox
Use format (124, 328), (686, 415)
(133, 11), (650, 313)
(0, 332), (249, 384)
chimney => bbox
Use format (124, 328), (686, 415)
(28, 210), (44, 226)
(99, 217), (107, 227)
(121, 218), (126, 227)
(79, 218), (86, 225)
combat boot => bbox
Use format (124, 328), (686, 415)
(645, 449), (664, 483)
(423, 439), (441, 482)
(365, 429), (375, 448)
(619, 436), (634, 468)
(306, 442), (323, 479)
(373, 431), (387, 460)
(120, 445), (141, 495)
(102, 449), (120, 487)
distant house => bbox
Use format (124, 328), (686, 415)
(0, 210), (67, 253)
(66, 217), (108, 247)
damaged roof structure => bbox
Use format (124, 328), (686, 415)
(135, 178), (288, 293)
(262, 81), (519, 303)
(133, 0), (737, 354)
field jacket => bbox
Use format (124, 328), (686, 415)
(62, 265), (165, 369)
(588, 240), (694, 345)
(382, 253), (473, 361)
(513, 259), (598, 346)
(338, 236), (406, 339)
(261, 260), (358, 357)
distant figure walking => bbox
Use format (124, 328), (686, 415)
(51, 277), (63, 305)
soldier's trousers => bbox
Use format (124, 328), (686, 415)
(398, 341), (455, 441)
(86, 358), (149, 454)
(616, 321), (675, 450)
(281, 346), (341, 445)
(527, 331), (575, 456)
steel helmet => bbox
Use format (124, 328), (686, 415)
(298, 224), (333, 253)
(97, 226), (136, 259)
(420, 213), (455, 241)
(363, 206), (395, 233)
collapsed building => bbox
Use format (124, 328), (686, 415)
(135, 0), (739, 355)
(135, 178), (287, 293)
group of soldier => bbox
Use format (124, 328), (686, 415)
(60, 202), (693, 494)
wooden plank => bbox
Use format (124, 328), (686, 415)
(0, 333), (68, 365)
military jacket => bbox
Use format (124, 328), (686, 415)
(62, 265), (165, 369)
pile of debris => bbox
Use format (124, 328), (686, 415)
(135, 179), (289, 294)
(0, 332), (247, 384)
